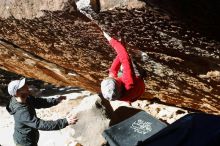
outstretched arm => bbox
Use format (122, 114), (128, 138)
(103, 32), (134, 90)
(104, 32), (121, 77)
(17, 110), (77, 131)
(29, 96), (66, 109)
(109, 55), (121, 78)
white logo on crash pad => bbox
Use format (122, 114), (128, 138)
(130, 119), (152, 134)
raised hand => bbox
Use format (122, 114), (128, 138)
(103, 31), (112, 41)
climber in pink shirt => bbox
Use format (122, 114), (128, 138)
(101, 31), (145, 103)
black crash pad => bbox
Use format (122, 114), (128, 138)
(102, 111), (167, 146)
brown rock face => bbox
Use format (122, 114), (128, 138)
(0, 1), (220, 114)
(147, 0), (220, 41)
(99, 0), (146, 10)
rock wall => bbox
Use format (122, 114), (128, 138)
(0, 0), (77, 19)
(0, 0), (220, 114)
(147, 0), (220, 41)
(99, 0), (146, 10)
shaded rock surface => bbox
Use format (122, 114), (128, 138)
(0, 0), (219, 114)
(146, 0), (220, 41)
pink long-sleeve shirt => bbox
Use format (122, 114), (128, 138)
(108, 38), (145, 102)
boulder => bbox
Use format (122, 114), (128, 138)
(69, 94), (113, 146)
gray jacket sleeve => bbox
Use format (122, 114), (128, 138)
(17, 109), (68, 131)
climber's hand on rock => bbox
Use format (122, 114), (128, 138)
(66, 114), (78, 125)
(103, 31), (111, 41)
